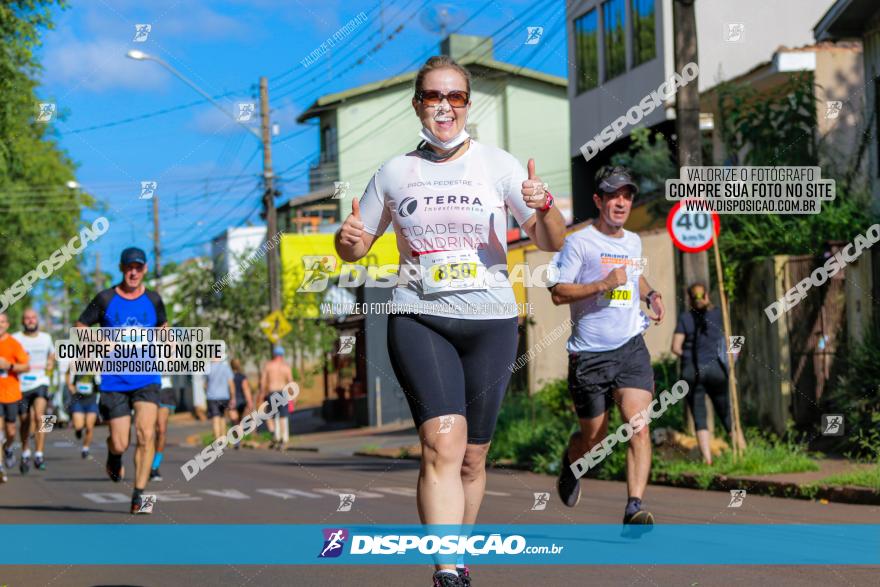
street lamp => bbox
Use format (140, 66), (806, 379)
(125, 50), (260, 138)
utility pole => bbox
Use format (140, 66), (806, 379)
(260, 76), (282, 314)
(152, 193), (161, 292)
(673, 0), (710, 296)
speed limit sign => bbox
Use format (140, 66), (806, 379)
(666, 202), (720, 253)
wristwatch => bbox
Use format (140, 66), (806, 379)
(540, 191), (554, 212)
(645, 290), (661, 304)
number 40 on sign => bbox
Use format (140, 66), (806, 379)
(666, 202), (720, 253)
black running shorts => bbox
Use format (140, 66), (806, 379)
(0, 401), (19, 423)
(19, 385), (50, 414)
(207, 399), (230, 418)
(159, 387), (177, 411)
(387, 313), (518, 444)
(99, 385), (160, 421)
(567, 334), (654, 419)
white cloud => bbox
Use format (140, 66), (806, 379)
(43, 38), (169, 92)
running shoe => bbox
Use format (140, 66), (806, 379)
(149, 468), (163, 482)
(432, 571), (463, 587)
(34, 455), (46, 470)
(0, 468), (7, 483)
(81, 447), (90, 459)
(3, 448), (15, 469)
(20, 455), (30, 474)
(457, 566), (471, 587)
(623, 507), (655, 525)
(130, 494), (152, 515)
(556, 449), (582, 507)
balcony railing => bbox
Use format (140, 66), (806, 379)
(308, 158), (339, 192)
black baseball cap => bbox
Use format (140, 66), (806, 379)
(597, 166), (639, 195)
(120, 247), (147, 265)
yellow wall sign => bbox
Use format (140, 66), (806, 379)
(280, 233), (400, 316)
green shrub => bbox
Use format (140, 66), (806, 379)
(824, 327), (880, 459)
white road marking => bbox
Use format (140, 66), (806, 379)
(199, 489), (251, 500)
(256, 488), (322, 499)
(312, 488), (384, 498)
(153, 490), (201, 502)
(82, 492), (129, 503)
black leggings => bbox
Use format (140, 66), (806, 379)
(387, 313), (519, 444)
(683, 361), (732, 433)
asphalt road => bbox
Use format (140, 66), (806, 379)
(0, 422), (877, 586)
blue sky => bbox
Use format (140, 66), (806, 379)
(37, 0), (567, 272)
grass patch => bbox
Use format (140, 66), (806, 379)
(654, 433), (818, 482)
(816, 465), (880, 490)
(359, 443), (380, 453)
(490, 372), (821, 485)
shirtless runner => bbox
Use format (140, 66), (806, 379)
(258, 346), (294, 450)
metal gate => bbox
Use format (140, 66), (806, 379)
(782, 250), (847, 427)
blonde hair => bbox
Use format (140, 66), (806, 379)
(414, 55), (472, 95)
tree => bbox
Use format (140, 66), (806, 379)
(167, 255), (336, 375)
(0, 1), (96, 323)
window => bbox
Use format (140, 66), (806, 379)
(574, 9), (599, 93)
(631, 0), (655, 66)
(321, 124), (338, 163)
(603, 0), (626, 80)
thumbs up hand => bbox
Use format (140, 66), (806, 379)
(521, 158), (550, 209)
(338, 199), (365, 247)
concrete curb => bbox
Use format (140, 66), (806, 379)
(652, 472), (880, 505)
(355, 448), (879, 506)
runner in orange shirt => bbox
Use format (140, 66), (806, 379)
(0, 312), (31, 483)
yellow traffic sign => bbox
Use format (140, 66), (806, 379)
(260, 311), (291, 343)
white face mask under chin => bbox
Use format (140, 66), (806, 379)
(420, 104), (469, 150)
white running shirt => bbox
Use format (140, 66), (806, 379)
(13, 331), (53, 392)
(554, 225), (647, 352)
(358, 140), (535, 319)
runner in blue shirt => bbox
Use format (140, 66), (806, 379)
(77, 247), (167, 514)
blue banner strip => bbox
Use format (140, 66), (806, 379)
(0, 525), (877, 565)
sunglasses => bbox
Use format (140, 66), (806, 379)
(415, 90), (470, 108)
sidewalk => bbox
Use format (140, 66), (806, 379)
(173, 414), (879, 506)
